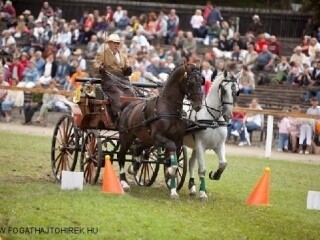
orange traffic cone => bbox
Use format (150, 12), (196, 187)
(246, 167), (270, 206)
(102, 155), (124, 195)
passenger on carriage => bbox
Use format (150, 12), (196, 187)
(93, 33), (135, 120)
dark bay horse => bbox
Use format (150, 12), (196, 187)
(118, 64), (204, 199)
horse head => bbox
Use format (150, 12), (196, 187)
(181, 64), (204, 112)
(218, 69), (241, 122)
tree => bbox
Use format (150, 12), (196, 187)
(302, 0), (320, 23)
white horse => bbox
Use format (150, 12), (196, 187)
(183, 69), (240, 200)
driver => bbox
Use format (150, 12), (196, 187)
(93, 33), (135, 120)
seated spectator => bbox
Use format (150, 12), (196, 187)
(174, 30), (185, 50)
(37, 1), (54, 22)
(277, 109), (291, 152)
(132, 30), (150, 52)
(56, 42), (71, 59)
(272, 56), (290, 84)
(56, 23), (72, 46)
(72, 48), (86, 71)
(204, 21), (220, 46)
(229, 32), (245, 50)
(286, 61), (300, 85)
(304, 60), (320, 101)
(197, 20), (208, 40)
(288, 105), (301, 153)
(14, 15), (30, 38)
(230, 44), (245, 65)
(255, 45), (274, 71)
(254, 33), (269, 54)
(217, 34), (230, 52)
(146, 56), (161, 77)
(308, 37), (320, 63)
(227, 105), (245, 141)
(220, 20), (234, 40)
(36, 81), (58, 126)
(66, 65), (88, 91)
(38, 54), (57, 86)
(293, 63), (312, 87)
(300, 35), (310, 56)
(239, 98), (263, 146)
(78, 26), (95, 45)
(239, 66), (255, 94)
(9, 56), (24, 83)
(18, 60), (39, 88)
(1, 0), (16, 21)
(290, 46), (308, 68)
(34, 51), (45, 76)
(1, 78), (23, 122)
(298, 97), (320, 154)
(182, 31), (197, 57)
(85, 34), (99, 60)
(243, 42), (258, 70)
(268, 35), (280, 56)
(0, 29), (16, 55)
(54, 55), (71, 89)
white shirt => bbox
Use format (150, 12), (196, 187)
(190, 15), (204, 29)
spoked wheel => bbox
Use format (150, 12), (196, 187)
(134, 146), (160, 186)
(164, 146), (188, 191)
(51, 114), (79, 182)
(101, 131), (119, 161)
(80, 131), (103, 184)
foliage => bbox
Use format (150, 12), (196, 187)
(0, 131), (320, 240)
(302, 0), (320, 23)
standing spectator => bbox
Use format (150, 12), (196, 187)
(298, 97), (320, 154)
(303, 18), (316, 38)
(288, 105), (302, 153)
(190, 9), (204, 39)
(1, 78), (23, 122)
(0, 73), (9, 118)
(166, 9), (179, 45)
(201, 61), (213, 96)
(22, 91), (42, 125)
(239, 98), (263, 146)
(203, 1), (213, 22)
(153, 10), (167, 45)
(113, 6), (123, 28)
(207, 4), (223, 25)
(277, 109), (291, 152)
(36, 81), (57, 126)
(247, 14), (264, 37)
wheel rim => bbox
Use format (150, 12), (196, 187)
(80, 131), (102, 184)
(51, 115), (79, 182)
(134, 147), (160, 186)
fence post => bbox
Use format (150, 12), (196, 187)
(264, 115), (274, 158)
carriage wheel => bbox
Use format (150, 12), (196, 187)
(134, 146), (160, 187)
(51, 114), (79, 182)
(164, 146), (188, 191)
(80, 131), (103, 184)
(101, 132), (119, 161)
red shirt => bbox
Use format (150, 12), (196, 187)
(232, 111), (245, 121)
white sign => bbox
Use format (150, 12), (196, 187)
(307, 191), (320, 210)
(61, 171), (84, 190)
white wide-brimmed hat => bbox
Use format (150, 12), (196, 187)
(107, 33), (121, 43)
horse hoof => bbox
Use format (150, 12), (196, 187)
(189, 185), (196, 197)
(199, 191), (208, 201)
(166, 166), (177, 177)
(170, 189), (179, 200)
(209, 171), (221, 181)
(127, 165), (135, 175)
(120, 180), (130, 192)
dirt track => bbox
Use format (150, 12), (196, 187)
(0, 122), (319, 164)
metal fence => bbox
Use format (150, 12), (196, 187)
(14, 0), (312, 39)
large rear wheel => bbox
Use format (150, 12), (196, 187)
(51, 114), (79, 182)
(80, 131), (103, 184)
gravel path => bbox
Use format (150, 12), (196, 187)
(1, 122), (319, 165)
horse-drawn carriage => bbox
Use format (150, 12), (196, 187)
(50, 63), (240, 199)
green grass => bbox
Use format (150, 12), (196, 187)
(0, 131), (320, 240)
